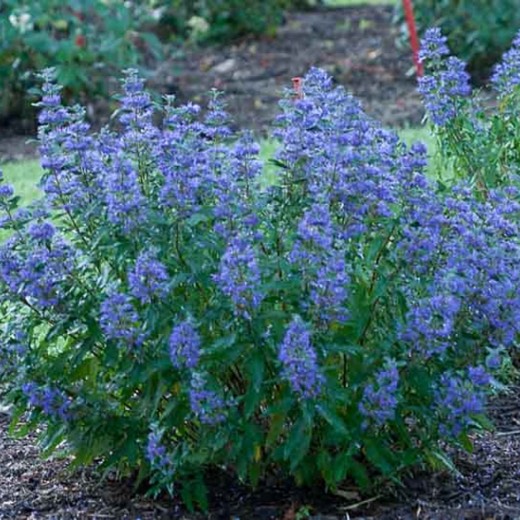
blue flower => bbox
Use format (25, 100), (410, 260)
(100, 292), (145, 348)
(22, 381), (71, 420)
(491, 31), (520, 96)
(359, 362), (399, 427)
(146, 426), (174, 476)
(435, 374), (487, 438)
(278, 316), (322, 399)
(104, 155), (147, 234)
(214, 235), (263, 319)
(419, 27), (450, 63)
(189, 372), (227, 425)
(0, 232), (74, 309)
(417, 28), (471, 126)
(128, 251), (169, 304)
(169, 320), (201, 369)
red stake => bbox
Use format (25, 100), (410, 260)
(402, 0), (423, 78)
(292, 77), (303, 99)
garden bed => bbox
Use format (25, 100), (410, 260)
(2, 387), (520, 519)
(1, 5), (518, 520)
(154, 4), (423, 132)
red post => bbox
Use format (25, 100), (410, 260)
(402, 0), (423, 78)
(292, 77), (303, 99)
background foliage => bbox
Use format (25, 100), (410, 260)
(399, 0), (520, 79)
(0, 0), (162, 124)
(153, 0), (318, 43)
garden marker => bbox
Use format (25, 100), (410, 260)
(402, 0), (423, 78)
(75, 34), (86, 48)
(292, 76), (303, 99)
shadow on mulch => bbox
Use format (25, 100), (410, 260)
(0, 4), (423, 164)
(1, 385), (520, 519)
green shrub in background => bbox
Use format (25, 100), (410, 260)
(0, 0), (162, 124)
(154, 0), (318, 43)
(396, 0), (520, 80)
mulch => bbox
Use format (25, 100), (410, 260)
(1, 386), (520, 519)
(153, 4), (423, 132)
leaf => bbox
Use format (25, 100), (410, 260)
(41, 423), (67, 457)
(266, 412), (287, 448)
(316, 404), (349, 437)
(248, 461), (262, 487)
(349, 459), (370, 489)
(458, 432), (474, 453)
(243, 351), (265, 418)
(426, 449), (461, 476)
(363, 437), (395, 475)
(284, 417), (312, 471)
(192, 477), (209, 511)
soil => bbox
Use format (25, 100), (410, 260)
(1, 386), (520, 520)
(0, 4), (423, 163)
(153, 5), (423, 132)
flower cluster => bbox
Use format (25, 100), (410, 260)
(435, 373), (487, 438)
(274, 68), (402, 238)
(146, 426), (175, 478)
(400, 186), (520, 358)
(359, 362), (399, 427)
(22, 382), (70, 420)
(491, 31), (520, 96)
(169, 320), (201, 369)
(189, 372), (227, 425)
(213, 236), (263, 319)
(278, 316), (323, 399)
(100, 292), (145, 348)
(418, 28), (471, 126)
(0, 222), (74, 309)
(128, 251), (169, 304)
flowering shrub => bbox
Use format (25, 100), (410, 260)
(0, 66), (518, 509)
(419, 28), (520, 191)
(0, 0), (161, 123)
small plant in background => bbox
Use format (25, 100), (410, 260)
(396, 0), (520, 81)
(153, 0), (317, 44)
(0, 64), (519, 510)
(0, 0), (162, 125)
(419, 27), (520, 191)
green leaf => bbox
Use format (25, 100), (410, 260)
(316, 404), (349, 437)
(363, 437), (395, 475)
(41, 423), (67, 457)
(284, 417), (312, 471)
(349, 459), (370, 489)
(243, 350), (265, 418)
(426, 449), (461, 476)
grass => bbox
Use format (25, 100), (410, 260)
(1, 159), (42, 203)
(0, 126), (437, 203)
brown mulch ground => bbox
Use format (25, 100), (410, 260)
(0, 4), (422, 163)
(153, 4), (423, 132)
(1, 385), (520, 519)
